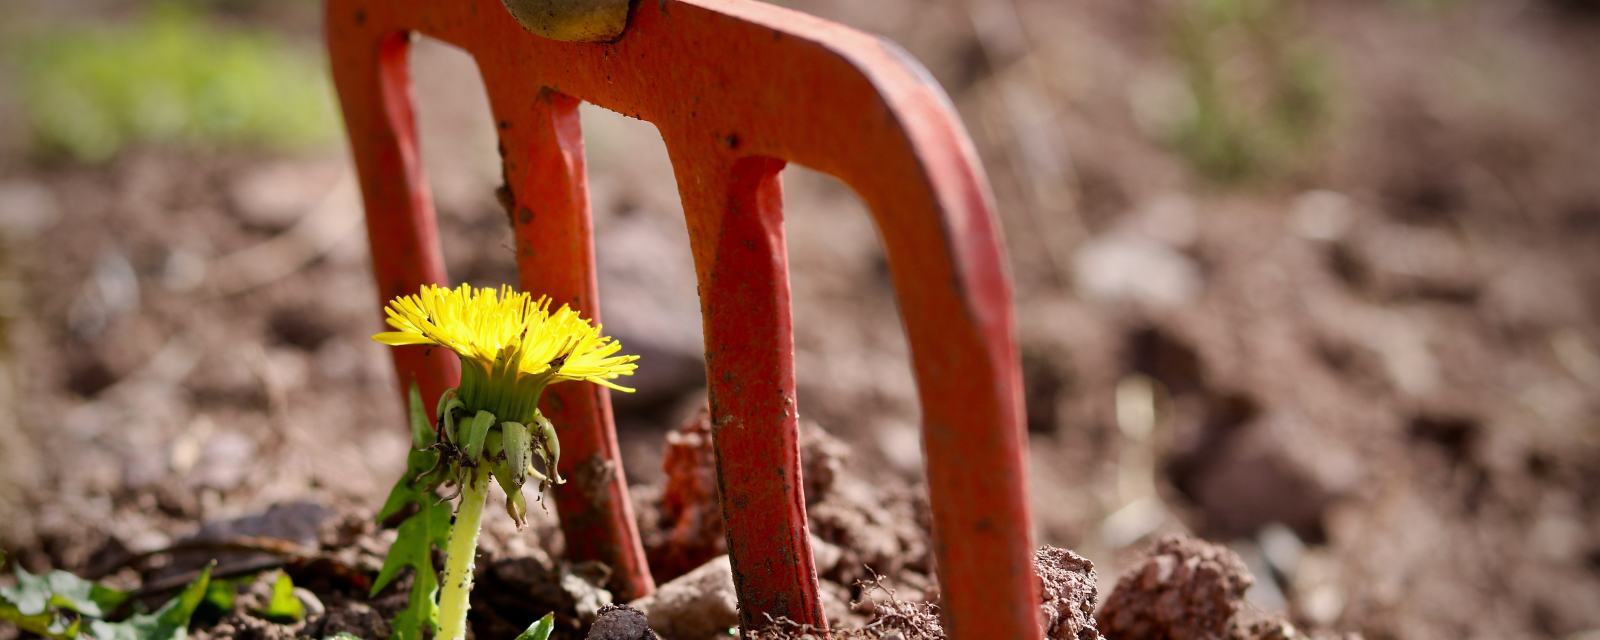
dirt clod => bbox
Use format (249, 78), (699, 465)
(1096, 535), (1253, 640)
(1034, 546), (1100, 640)
(588, 603), (660, 640)
(299, 597), (391, 640)
(642, 406), (725, 584)
(1229, 617), (1364, 640)
(200, 612), (302, 640)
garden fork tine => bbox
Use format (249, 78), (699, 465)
(488, 86), (656, 600)
(328, 1), (1039, 637)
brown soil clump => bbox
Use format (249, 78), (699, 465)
(639, 405), (724, 584)
(299, 596), (392, 640)
(587, 603), (659, 640)
(1097, 535), (1361, 640)
(195, 613), (301, 640)
(1034, 546), (1100, 640)
(1097, 535), (1253, 640)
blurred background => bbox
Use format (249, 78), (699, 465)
(0, 0), (1597, 638)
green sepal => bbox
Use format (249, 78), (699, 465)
(440, 397), (465, 446)
(484, 428), (505, 460)
(488, 459), (528, 526)
(435, 388), (458, 431)
(514, 613), (555, 640)
(501, 421), (530, 488)
(531, 411), (563, 484)
(87, 563), (212, 640)
(461, 410), (495, 462)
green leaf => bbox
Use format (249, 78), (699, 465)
(514, 613), (555, 640)
(377, 448), (442, 524)
(88, 564), (212, 640)
(0, 567), (132, 639)
(0, 597), (79, 640)
(378, 386), (445, 524)
(408, 382), (436, 450)
(391, 569), (439, 640)
(1, 567), (54, 615)
(194, 578), (236, 626)
(323, 634), (364, 640)
(254, 573), (303, 624)
(45, 570), (131, 617)
(202, 578), (235, 613)
(373, 386), (462, 640)
(372, 502), (451, 640)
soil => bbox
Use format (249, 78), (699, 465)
(1035, 546), (1099, 640)
(1098, 535), (1254, 640)
(3, 0), (1600, 639)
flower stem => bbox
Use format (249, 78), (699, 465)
(437, 466), (490, 640)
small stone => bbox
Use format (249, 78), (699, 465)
(630, 556), (738, 640)
(1073, 232), (1202, 307)
(293, 587), (325, 617)
(0, 180), (59, 239)
(587, 603), (658, 640)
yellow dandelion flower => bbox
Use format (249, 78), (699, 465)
(373, 284), (637, 425)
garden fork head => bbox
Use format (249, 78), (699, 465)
(326, 0), (1039, 637)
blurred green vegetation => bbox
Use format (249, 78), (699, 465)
(1165, 0), (1335, 183)
(7, 4), (337, 163)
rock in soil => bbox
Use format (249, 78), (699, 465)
(587, 603), (660, 640)
(629, 555), (739, 640)
(299, 595), (392, 640)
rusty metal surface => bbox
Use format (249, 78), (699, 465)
(327, 0), (1038, 637)
(497, 0), (631, 43)
(492, 86), (656, 601)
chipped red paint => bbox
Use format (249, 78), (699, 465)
(327, 0), (1038, 637)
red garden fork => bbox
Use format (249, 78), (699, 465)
(326, 0), (1039, 637)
